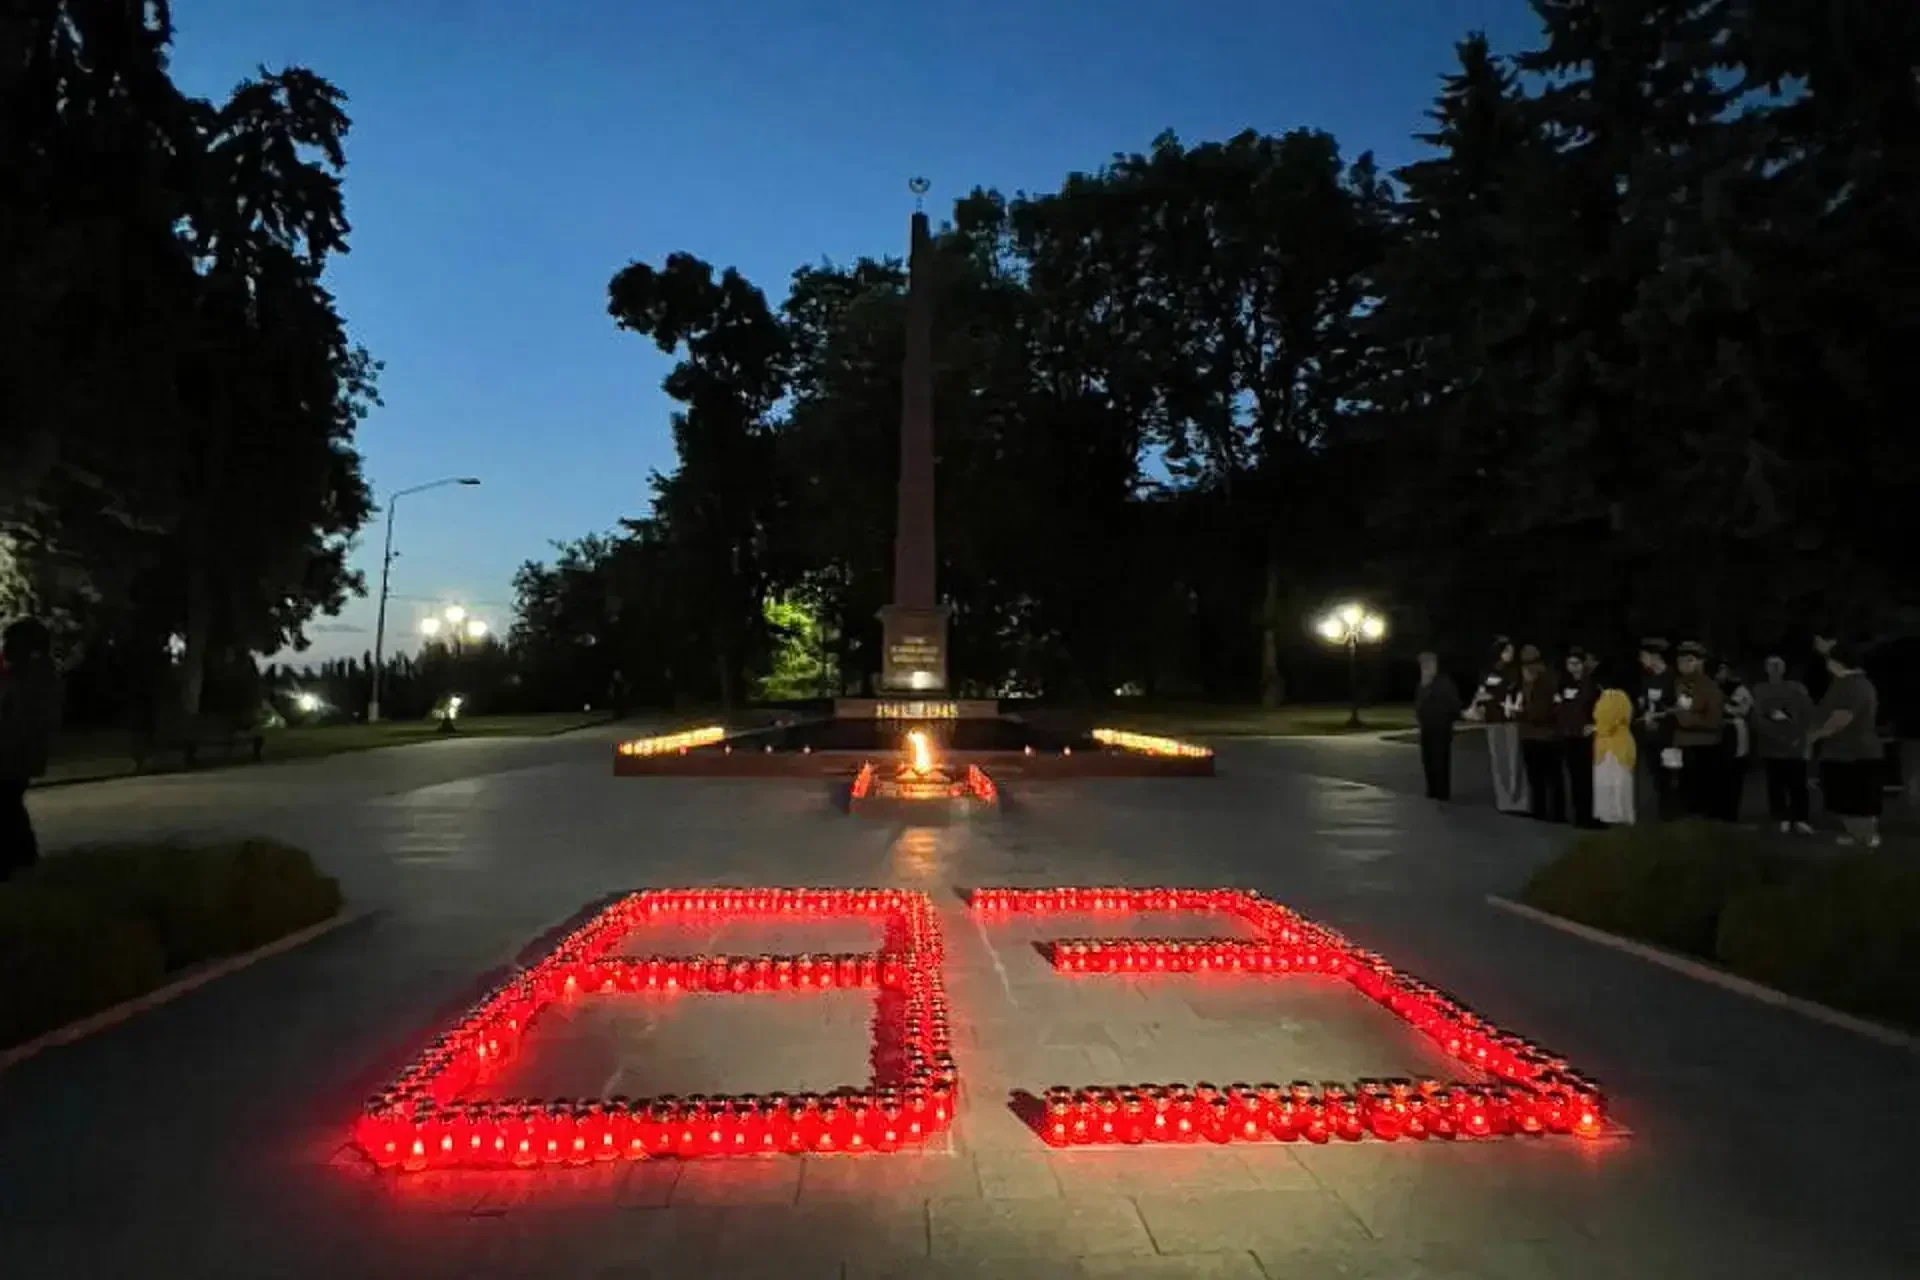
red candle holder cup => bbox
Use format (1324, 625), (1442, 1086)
(354, 888), (954, 1172)
(969, 885), (1612, 1146)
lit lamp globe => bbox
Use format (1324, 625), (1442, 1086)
(419, 616), (443, 638)
(1314, 602), (1387, 728)
(464, 618), (488, 641)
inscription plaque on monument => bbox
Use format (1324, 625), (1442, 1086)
(879, 605), (950, 692)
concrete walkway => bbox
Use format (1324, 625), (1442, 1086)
(3, 731), (1913, 1278)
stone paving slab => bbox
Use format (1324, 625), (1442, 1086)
(1080, 1253), (1269, 1280)
(471, 987), (877, 1098)
(929, 1194), (1153, 1259)
(610, 915), (886, 957)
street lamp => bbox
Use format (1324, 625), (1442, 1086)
(420, 605), (486, 646)
(368, 477), (480, 722)
(1316, 602), (1387, 728)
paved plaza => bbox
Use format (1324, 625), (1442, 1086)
(3, 726), (1915, 1278)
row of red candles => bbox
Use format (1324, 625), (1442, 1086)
(563, 952), (912, 994)
(1037, 1078), (1603, 1146)
(1048, 937), (1360, 975)
(971, 886), (1604, 1109)
(357, 885), (1610, 1169)
(968, 886), (1305, 916)
(362, 1085), (961, 1171)
(622, 887), (930, 915)
(356, 889), (955, 1170)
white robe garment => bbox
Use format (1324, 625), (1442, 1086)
(1594, 756), (1635, 825)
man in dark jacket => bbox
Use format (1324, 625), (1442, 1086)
(1672, 640), (1727, 818)
(1636, 638), (1680, 820)
(1555, 648), (1600, 827)
(1413, 651), (1463, 800)
(1749, 653), (1814, 833)
(1516, 645), (1565, 822)
(0, 618), (62, 878)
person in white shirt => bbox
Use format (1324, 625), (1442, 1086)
(1468, 636), (1529, 815)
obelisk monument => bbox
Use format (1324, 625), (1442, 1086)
(877, 183), (949, 693)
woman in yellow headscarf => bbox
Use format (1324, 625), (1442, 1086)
(1592, 688), (1637, 825)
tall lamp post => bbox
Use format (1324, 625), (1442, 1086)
(368, 477), (480, 722)
(1316, 602), (1387, 728)
(420, 604), (488, 732)
(420, 605), (489, 656)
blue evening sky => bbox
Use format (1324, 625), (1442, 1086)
(164, 0), (1544, 663)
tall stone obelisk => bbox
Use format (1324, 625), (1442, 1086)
(877, 190), (949, 693)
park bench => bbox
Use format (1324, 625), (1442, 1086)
(131, 714), (267, 772)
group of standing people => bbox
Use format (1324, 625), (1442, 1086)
(1414, 634), (1888, 847)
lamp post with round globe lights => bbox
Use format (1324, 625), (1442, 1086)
(368, 477), (481, 722)
(420, 604), (489, 657)
(421, 603), (489, 729)
(1316, 602), (1387, 728)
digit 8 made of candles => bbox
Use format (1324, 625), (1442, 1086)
(968, 886), (1610, 1147)
(353, 888), (954, 1172)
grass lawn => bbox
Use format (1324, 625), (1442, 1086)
(35, 710), (617, 787)
(1090, 701), (1416, 739)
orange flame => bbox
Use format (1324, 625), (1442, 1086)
(906, 728), (934, 775)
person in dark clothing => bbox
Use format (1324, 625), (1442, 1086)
(1413, 651), (1463, 800)
(0, 618), (62, 878)
(1636, 638), (1681, 820)
(1672, 641), (1727, 818)
(1516, 645), (1565, 822)
(1713, 660), (1754, 821)
(1555, 648), (1600, 827)
(1749, 654), (1814, 833)
(1809, 642), (1883, 848)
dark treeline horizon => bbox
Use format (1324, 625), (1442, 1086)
(514, 2), (1918, 714)
(8, 3), (1917, 734)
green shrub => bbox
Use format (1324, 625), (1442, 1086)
(1716, 857), (1920, 1029)
(216, 838), (343, 953)
(1520, 821), (1792, 956)
(28, 844), (225, 968)
(0, 886), (167, 1050)
(0, 838), (340, 1049)
(22, 839), (340, 969)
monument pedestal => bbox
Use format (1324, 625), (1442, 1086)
(878, 604), (950, 694)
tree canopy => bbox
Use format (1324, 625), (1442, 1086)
(13, 2), (1913, 724)
(3, 1), (376, 722)
(517, 0), (1917, 710)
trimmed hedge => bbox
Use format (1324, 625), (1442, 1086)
(0, 887), (168, 1051)
(0, 839), (340, 1050)
(1519, 821), (1794, 956)
(1717, 857), (1920, 1029)
(1520, 823), (1918, 1029)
